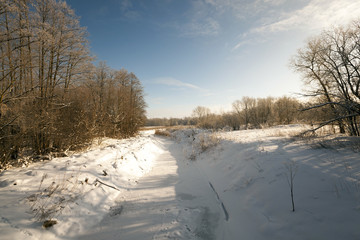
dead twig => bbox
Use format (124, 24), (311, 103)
(95, 178), (120, 191)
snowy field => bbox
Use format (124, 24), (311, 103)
(0, 125), (360, 239)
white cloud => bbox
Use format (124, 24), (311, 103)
(203, 0), (290, 20)
(119, 0), (141, 21)
(232, 0), (360, 50)
(232, 40), (249, 51)
(231, 31), (268, 51)
(180, 0), (221, 37)
(263, 0), (286, 5)
(154, 77), (203, 90)
(252, 0), (360, 34)
(177, 0), (356, 40)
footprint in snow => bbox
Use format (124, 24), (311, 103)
(109, 205), (123, 217)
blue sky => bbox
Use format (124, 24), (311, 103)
(67, 0), (360, 118)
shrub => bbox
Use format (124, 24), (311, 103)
(28, 172), (83, 224)
(155, 129), (171, 137)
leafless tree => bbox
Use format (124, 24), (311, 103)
(292, 20), (360, 135)
(192, 106), (211, 128)
(232, 97), (257, 129)
(274, 97), (300, 125)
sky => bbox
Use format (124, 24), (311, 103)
(67, 0), (360, 118)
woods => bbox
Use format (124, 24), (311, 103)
(147, 96), (304, 130)
(0, 0), (146, 168)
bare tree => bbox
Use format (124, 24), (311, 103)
(255, 97), (274, 127)
(274, 97), (300, 125)
(292, 20), (360, 135)
(192, 106), (211, 128)
(233, 97), (256, 129)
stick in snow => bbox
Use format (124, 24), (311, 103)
(209, 182), (229, 221)
(95, 179), (120, 191)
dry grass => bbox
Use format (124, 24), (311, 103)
(141, 125), (193, 131)
(139, 126), (167, 131)
(154, 129), (171, 137)
(154, 126), (195, 138)
(28, 171), (83, 225)
(197, 132), (221, 152)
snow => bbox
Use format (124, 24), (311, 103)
(0, 125), (360, 239)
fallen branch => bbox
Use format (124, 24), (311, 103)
(95, 179), (120, 191)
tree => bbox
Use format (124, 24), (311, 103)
(192, 106), (211, 128)
(274, 97), (300, 125)
(292, 20), (360, 135)
(219, 112), (239, 130)
(254, 97), (274, 127)
(232, 97), (256, 129)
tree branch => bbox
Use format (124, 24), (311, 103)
(301, 113), (359, 134)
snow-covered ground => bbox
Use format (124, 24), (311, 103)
(0, 125), (360, 239)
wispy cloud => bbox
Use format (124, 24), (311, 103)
(231, 31), (268, 51)
(178, 0), (297, 39)
(251, 0), (360, 34)
(154, 77), (203, 90)
(118, 0), (141, 21)
(182, 17), (220, 37)
(232, 38), (265, 51)
(179, 0), (221, 37)
(204, 0), (290, 20)
(232, 0), (360, 50)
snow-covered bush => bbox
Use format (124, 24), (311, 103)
(171, 128), (220, 160)
(154, 129), (171, 137)
(195, 132), (220, 153)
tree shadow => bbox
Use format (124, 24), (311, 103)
(76, 136), (222, 240)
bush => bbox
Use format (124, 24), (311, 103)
(155, 129), (171, 137)
(28, 172), (83, 224)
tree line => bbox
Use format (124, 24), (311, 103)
(0, 0), (146, 168)
(147, 96), (313, 130)
(146, 96), (343, 133)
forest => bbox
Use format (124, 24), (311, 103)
(0, 0), (146, 168)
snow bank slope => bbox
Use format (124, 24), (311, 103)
(0, 131), (163, 240)
(175, 125), (360, 239)
(1, 125), (360, 240)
